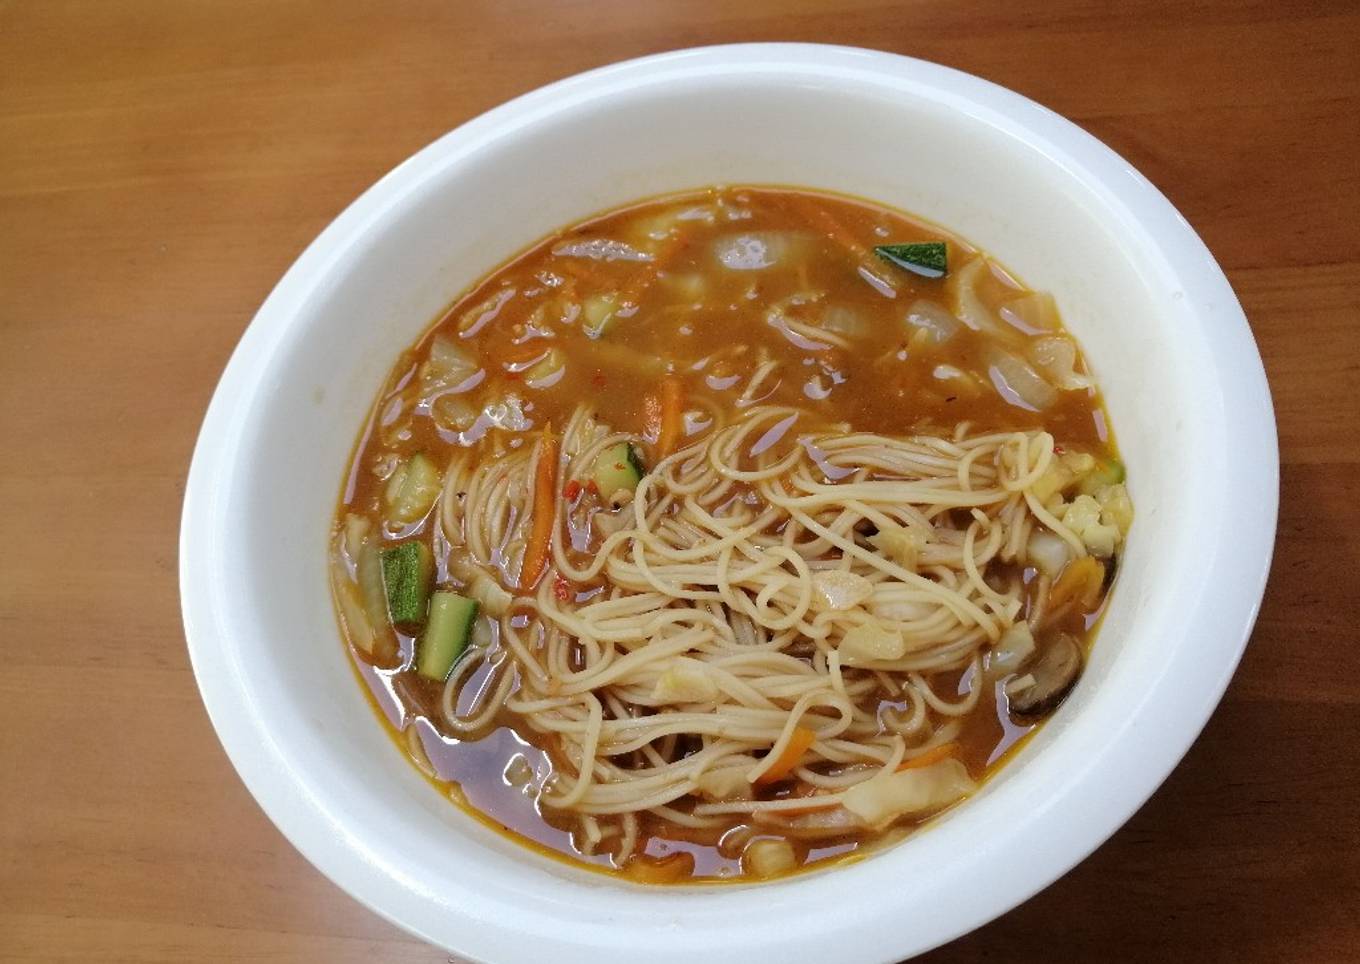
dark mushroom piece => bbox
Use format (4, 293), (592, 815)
(1006, 632), (1083, 719)
(852, 518), (879, 550)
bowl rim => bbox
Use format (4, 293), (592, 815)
(180, 42), (1278, 963)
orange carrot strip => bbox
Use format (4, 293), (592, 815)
(1049, 556), (1105, 613)
(896, 742), (960, 772)
(656, 376), (685, 459)
(756, 726), (817, 786)
(518, 425), (559, 594)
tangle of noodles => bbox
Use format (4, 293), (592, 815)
(435, 402), (1083, 863)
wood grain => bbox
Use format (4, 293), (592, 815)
(3, 1), (1357, 961)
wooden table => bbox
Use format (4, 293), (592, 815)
(4, 2), (1357, 960)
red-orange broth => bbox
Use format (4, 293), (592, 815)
(330, 187), (1127, 883)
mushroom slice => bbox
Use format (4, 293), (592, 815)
(1005, 632), (1083, 718)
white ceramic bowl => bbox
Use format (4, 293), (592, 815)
(180, 44), (1277, 963)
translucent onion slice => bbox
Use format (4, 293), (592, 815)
(842, 759), (976, 828)
(983, 344), (1058, 411)
(951, 257), (1018, 343)
(551, 238), (652, 262)
(986, 620), (1037, 680)
(820, 304), (870, 338)
(713, 231), (812, 270)
(743, 838), (799, 878)
(1029, 335), (1096, 391)
(903, 299), (962, 345)
(999, 291), (1061, 333)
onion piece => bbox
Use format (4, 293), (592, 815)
(1096, 482), (1134, 536)
(1030, 458), (1075, 502)
(903, 299), (961, 345)
(743, 838), (799, 878)
(551, 238), (652, 262)
(384, 454), (442, 524)
(423, 334), (477, 382)
(871, 595), (934, 623)
(502, 753), (534, 789)
(592, 508), (631, 539)
(983, 344), (1058, 411)
(868, 521), (925, 571)
(951, 257), (1018, 343)
(713, 231), (812, 270)
(332, 562), (376, 655)
(1026, 529), (1072, 578)
(1029, 335), (1095, 390)
(626, 206), (712, 247)
(1060, 495), (1119, 557)
(695, 766), (753, 802)
(839, 620), (907, 666)
(470, 615), (495, 650)
(524, 347), (566, 390)
(812, 570), (873, 610)
(820, 304), (869, 338)
(986, 620), (1037, 680)
(466, 569), (511, 618)
(752, 805), (863, 840)
(342, 514), (370, 567)
(663, 272), (707, 302)
(352, 541), (396, 662)
(651, 658), (719, 703)
(431, 394), (477, 432)
(842, 759), (976, 828)
(999, 291), (1061, 333)
(483, 394), (531, 432)
(457, 286), (516, 337)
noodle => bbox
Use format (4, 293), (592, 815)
(436, 402), (1066, 840)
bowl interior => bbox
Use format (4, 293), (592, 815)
(185, 47), (1266, 964)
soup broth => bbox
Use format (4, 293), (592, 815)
(331, 187), (1130, 883)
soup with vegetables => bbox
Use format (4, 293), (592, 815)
(330, 187), (1131, 883)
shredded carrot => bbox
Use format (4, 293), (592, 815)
(756, 726), (817, 786)
(656, 376), (685, 459)
(563, 479), (582, 501)
(896, 742), (960, 772)
(517, 425), (559, 594)
(1049, 556), (1106, 613)
(552, 575), (572, 602)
